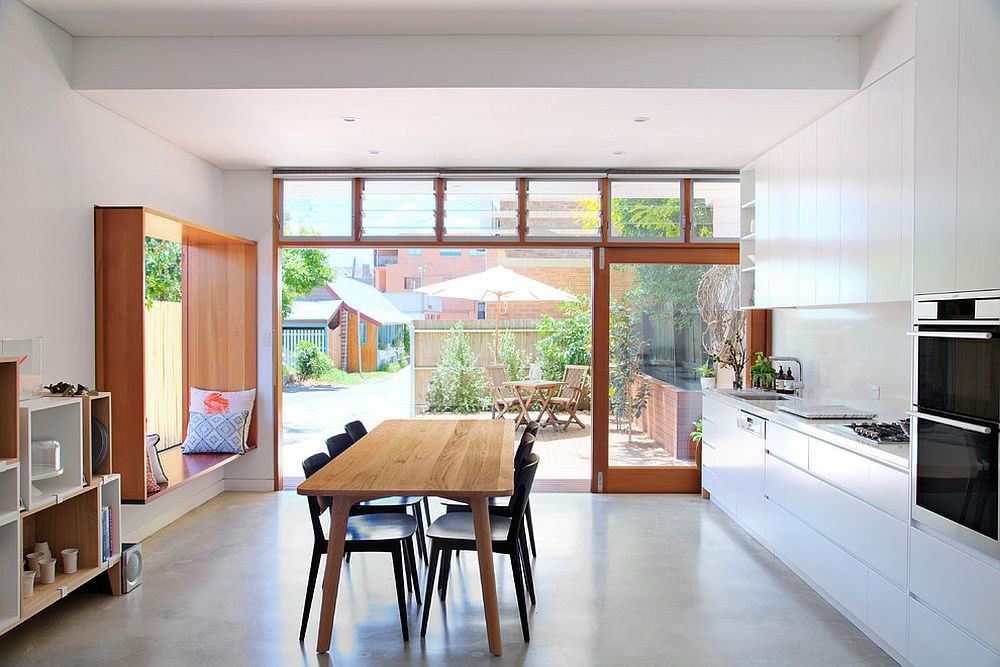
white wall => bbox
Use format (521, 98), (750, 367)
(860, 0), (917, 88)
(0, 0), (231, 539)
(220, 170), (276, 491)
(772, 302), (911, 404)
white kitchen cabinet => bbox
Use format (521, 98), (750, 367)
(701, 396), (739, 513)
(734, 417), (766, 539)
(909, 598), (1000, 667)
(765, 420), (808, 469)
(764, 499), (870, 623)
(900, 61), (914, 299)
(867, 570), (907, 657)
(867, 66), (905, 303)
(754, 153), (773, 307)
(797, 124), (817, 306)
(815, 110), (843, 305)
(779, 136), (800, 307)
(809, 437), (909, 521)
(839, 90), (869, 305)
(955, 0), (1000, 291)
(911, 527), (1000, 653)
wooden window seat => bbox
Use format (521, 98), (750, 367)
(133, 444), (257, 504)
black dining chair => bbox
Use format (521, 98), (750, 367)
(442, 427), (539, 560)
(299, 453), (421, 643)
(325, 432), (354, 459)
(421, 454), (540, 642)
(344, 420), (434, 538)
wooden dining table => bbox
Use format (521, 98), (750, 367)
(297, 418), (515, 655)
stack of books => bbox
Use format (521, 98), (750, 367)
(100, 506), (114, 562)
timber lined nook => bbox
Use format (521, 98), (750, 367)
(274, 169), (754, 493)
(95, 207), (258, 503)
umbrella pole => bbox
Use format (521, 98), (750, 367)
(494, 293), (501, 363)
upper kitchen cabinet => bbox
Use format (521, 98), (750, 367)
(742, 61), (915, 308)
(915, 0), (1000, 294)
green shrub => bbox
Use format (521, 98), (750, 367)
(536, 295), (592, 381)
(380, 360), (403, 373)
(281, 363), (297, 384)
(426, 324), (489, 413)
(295, 341), (334, 379)
(498, 330), (530, 381)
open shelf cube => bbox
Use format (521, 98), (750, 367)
(20, 485), (100, 622)
(0, 464), (18, 521)
(0, 357), (19, 463)
(100, 475), (121, 564)
(0, 519), (19, 633)
(18, 398), (84, 511)
(81, 393), (113, 486)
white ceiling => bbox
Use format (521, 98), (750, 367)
(26, 0), (902, 37)
(81, 87), (852, 170)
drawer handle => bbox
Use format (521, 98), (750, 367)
(907, 411), (992, 434)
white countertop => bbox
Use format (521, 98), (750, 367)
(704, 389), (910, 470)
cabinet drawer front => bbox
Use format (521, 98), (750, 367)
(701, 465), (717, 494)
(766, 422), (809, 468)
(701, 441), (717, 470)
(909, 598), (1000, 667)
(809, 437), (869, 497)
(867, 460), (908, 520)
(702, 396), (733, 427)
(867, 570), (907, 656)
(768, 454), (907, 586)
(911, 527), (1000, 652)
(765, 499), (868, 622)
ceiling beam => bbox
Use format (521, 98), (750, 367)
(72, 34), (861, 92)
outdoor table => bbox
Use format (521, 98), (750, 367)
(505, 379), (563, 428)
(297, 418), (515, 656)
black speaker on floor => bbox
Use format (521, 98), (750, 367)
(121, 542), (143, 593)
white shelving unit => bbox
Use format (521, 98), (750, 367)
(739, 164), (757, 308)
(0, 518), (19, 633)
(18, 398), (84, 512)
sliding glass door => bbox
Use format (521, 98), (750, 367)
(592, 247), (739, 492)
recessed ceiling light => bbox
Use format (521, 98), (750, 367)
(341, 116), (357, 123)
(367, 149), (382, 155)
(612, 150), (627, 156)
(633, 116), (650, 123)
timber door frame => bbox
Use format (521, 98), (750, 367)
(592, 245), (739, 493)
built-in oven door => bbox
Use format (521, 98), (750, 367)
(914, 327), (1000, 422)
(912, 411), (999, 557)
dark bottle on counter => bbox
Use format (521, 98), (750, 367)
(785, 367), (795, 394)
(776, 366), (785, 393)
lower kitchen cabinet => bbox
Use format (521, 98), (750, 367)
(908, 597), (1000, 667)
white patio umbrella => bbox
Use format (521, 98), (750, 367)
(415, 266), (576, 361)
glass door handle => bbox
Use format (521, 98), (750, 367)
(907, 411), (993, 434)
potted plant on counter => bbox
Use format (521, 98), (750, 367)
(749, 352), (776, 391)
(695, 360), (717, 390)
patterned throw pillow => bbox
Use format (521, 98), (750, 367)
(145, 456), (160, 494)
(189, 388), (256, 448)
(182, 411), (249, 455)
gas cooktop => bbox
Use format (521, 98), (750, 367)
(842, 421), (910, 444)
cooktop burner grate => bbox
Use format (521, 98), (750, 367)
(847, 421), (909, 443)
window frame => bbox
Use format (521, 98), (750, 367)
(606, 178), (685, 244)
(688, 177), (742, 244)
(275, 170), (739, 248)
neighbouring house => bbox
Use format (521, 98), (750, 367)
(283, 276), (411, 373)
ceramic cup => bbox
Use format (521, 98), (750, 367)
(25, 551), (44, 575)
(21, 570), (35, 598)
(61, 548), (79, 574)
(38, 557), (56, 584)
(33, 542), (51, 558)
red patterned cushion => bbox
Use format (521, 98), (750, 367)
(146, 456), (160, 494)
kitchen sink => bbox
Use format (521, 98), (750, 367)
(718, 390), (791, 401)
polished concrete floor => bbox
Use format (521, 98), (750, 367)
(0, 492), (896, 666)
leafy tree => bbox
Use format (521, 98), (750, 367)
(426, 324), (490, 413)
(498, 330), (530, 382)
(536, 294), (592, 381)
(281, 246), (335, 319)
(609, 296), (650, 444)
(144, 237), (182, 309)
(630, 263), (711, 331)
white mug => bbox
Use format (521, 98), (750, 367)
(25, 551), (44, 575)
(38, 557), (56, 584)
(61, 548), (79, 574)
(21, 570), (36, 598)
